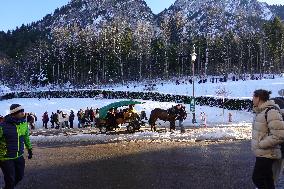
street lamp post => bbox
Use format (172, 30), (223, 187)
(88, 69), (92, 87)
(191, 45), (197, 124)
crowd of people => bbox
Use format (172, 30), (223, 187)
(25, 108), (100, 130)
(76, 108), (99, 128)
(24, 105), (148, 130)
(0, 103), (155, 131)
(173, 74), (278, 86)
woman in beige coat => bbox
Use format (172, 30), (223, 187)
(252, 89), (284, 189)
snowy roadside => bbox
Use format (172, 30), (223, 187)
(30, 126), (252, 144)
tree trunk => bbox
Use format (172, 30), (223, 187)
(198, 46), (201, 75)
(139, 55), (142, 80)
(164, 50), (168, 79)
(120, 55), (124, 85)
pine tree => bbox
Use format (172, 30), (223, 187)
(264, 17), (284, 73)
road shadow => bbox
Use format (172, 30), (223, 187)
(12, 141), (256, 189)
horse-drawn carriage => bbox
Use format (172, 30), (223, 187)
(96, 100), (146, 133)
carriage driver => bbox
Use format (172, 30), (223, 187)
(125, 105), (139, 120)
(128, 105), (137, 114)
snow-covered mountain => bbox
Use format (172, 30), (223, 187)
(36, 0), (274, 37)
(38, 0), (155, 32)
(158, 0), (274, 37)
(269, 4), (284, 20)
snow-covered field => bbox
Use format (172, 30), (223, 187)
(102, 77), (284, 99)
(0, 98), (252, 127)
(0, 98), (253, 142)
(3, 76), (280, 143)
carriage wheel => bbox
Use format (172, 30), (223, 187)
(132, 120), (141, 131)
(127, 124), (135, 133)
(150, 125), (156, 132)
(127, 126), (134, 133)
(136, 124), (141, 131)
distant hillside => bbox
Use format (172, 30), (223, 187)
(0, 0), (283, 87)
(269, 4), (284, 20)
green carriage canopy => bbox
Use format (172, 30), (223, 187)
(99, 100), (144, 119)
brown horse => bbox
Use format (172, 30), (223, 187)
(149, 108), (185, 132)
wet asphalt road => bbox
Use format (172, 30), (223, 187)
(0, 140), (261, 189)
(1, 139), (283, 189)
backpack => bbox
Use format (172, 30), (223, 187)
(264, 103), (284, 158)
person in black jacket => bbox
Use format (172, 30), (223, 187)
(42, 112), (49, 129)
(54, 111), (60, 129)
(50, 112), (55, 129)
(167, 104), (181, 116)
(69, 110), (75, 129)
(89, 108), (95, 127)
(106, 108), (117, 129)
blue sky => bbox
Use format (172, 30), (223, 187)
(0, 0), (283, 32)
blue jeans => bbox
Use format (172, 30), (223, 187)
(179, 120), (185, 130)
(0, 156), (25, 189)
(78, 120), (81, 128)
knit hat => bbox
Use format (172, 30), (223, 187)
(10, 104), (24, 115)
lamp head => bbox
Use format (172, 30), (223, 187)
(192, 45), (197, 62)
(192, 52), (197, 62)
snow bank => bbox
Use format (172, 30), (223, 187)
(30, 126), (251, 143)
